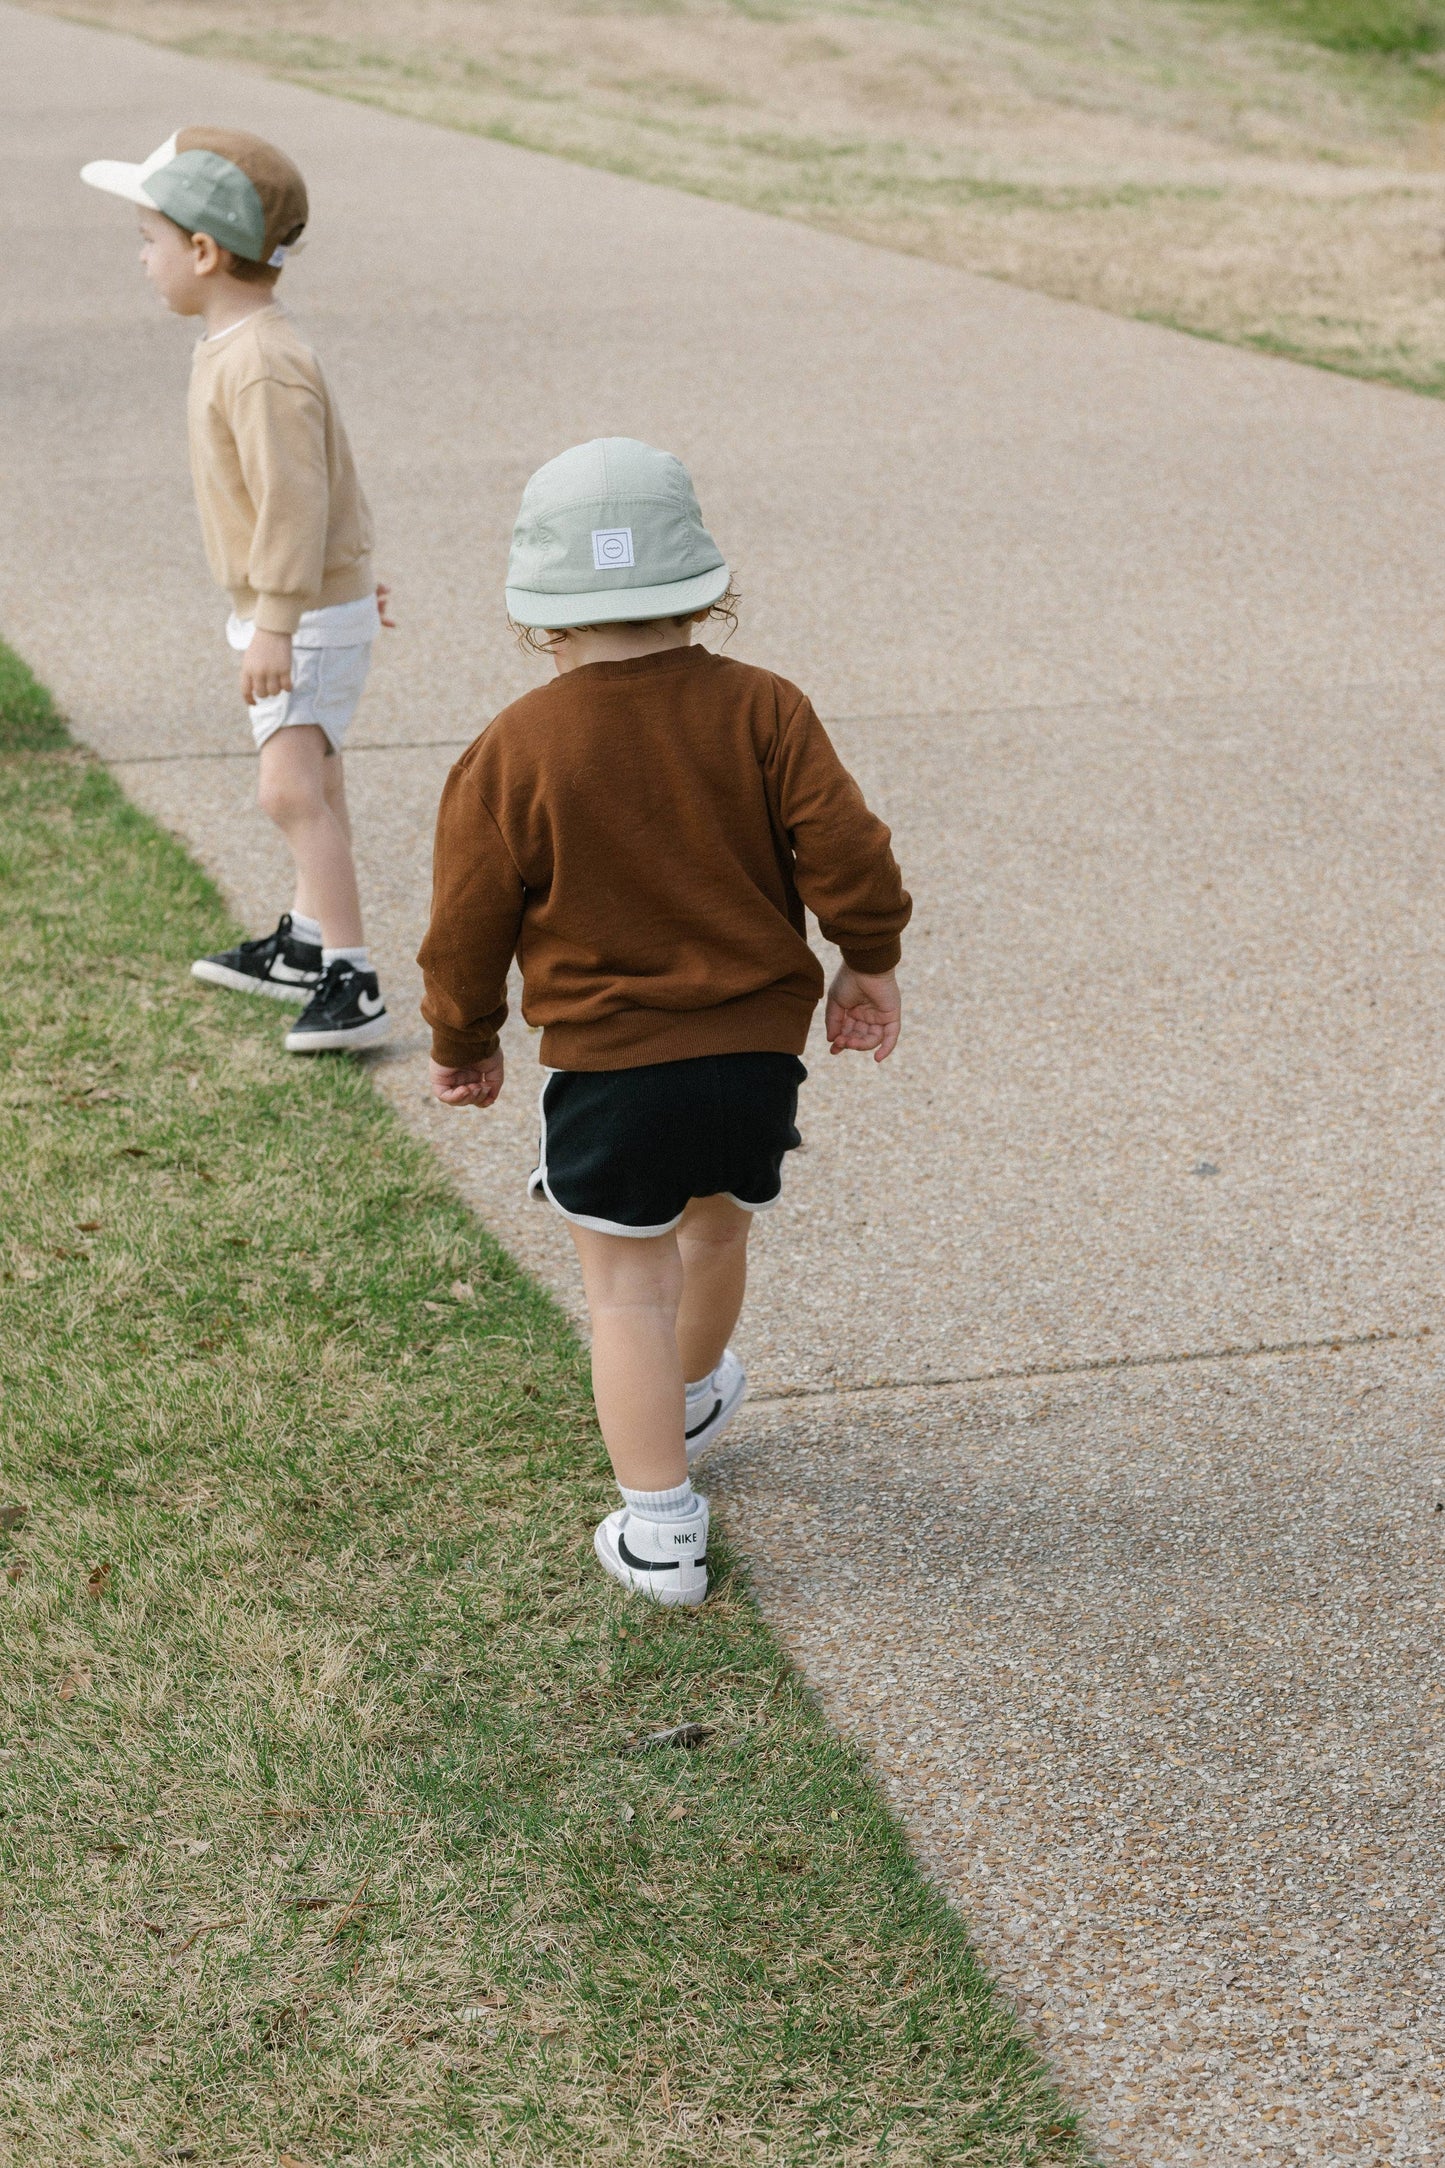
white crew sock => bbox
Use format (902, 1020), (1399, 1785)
(323, 946), (370, 972)
(619, 1478), (700, 1522)
(685, 1369), (716, 1401)
(289, 911), (323, 948)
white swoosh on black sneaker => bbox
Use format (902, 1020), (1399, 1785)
(357, 990), (386, 1017)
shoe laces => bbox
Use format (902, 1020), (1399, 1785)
(240, 921), (286, 963)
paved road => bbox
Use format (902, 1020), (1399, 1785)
(5, 7), (1444, 2157)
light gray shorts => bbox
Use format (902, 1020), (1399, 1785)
(227, 592), (379, 753)
(244, 642), (373, 753)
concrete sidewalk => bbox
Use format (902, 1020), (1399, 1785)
(4, 6), (1444, 2157)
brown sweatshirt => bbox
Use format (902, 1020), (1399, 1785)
(419, 644), (911, 1071)
(187, 304), (374, 635)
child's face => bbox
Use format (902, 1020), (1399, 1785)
(137, 207), (207, 315)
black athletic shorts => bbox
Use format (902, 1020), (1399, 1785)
(528, 1052), (806, 1237)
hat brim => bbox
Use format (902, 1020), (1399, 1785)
(80, 158), (163, 206)
(505, 561), (731, 631)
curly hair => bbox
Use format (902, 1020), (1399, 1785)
(510, 580), (741, 657)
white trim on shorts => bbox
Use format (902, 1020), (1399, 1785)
(526, 1072), (777, 1238)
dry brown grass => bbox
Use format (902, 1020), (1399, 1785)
(27, 0), (1445, 392)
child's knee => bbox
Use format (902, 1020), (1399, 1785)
(576, 1230), (684, 1315)
(257, 765), (324, 828)
(679, 1196), (752, 1252)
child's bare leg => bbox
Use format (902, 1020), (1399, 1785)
(257, 725), (364, 949)
(676, 1194), (752, 1382)
(321, 746), (354, 850)
(568, 1225), (687, 1491)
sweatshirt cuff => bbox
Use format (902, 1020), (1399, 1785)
(429, 1024), (501, 1069)
(839, 938), (902, 976)
(252, 594), (306, 636)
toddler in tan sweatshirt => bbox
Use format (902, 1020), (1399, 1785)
(420, 439), (910, 1608)
(80, 127), (392, 1053)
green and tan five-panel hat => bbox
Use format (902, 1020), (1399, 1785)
(506, 438), (732, 629)
(80, 128), (308, 267)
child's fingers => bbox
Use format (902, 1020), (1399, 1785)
(433, 1071), (504, 1107)
(829, 1002), (899, 1058)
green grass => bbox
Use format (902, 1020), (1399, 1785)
(0, 632), (1086, 2166)
(1220, 0), (1445, 53)
(0, 641), (67, 752)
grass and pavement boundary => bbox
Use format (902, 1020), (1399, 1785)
(0, 641), (1087, 2165)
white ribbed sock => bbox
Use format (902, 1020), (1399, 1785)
(289, 911), (323, 948)
(619, 1479), (699, 1522)
(685, 1370), (715, 1401)
(323, 946), (370, 971)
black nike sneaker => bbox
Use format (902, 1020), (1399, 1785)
(284, 959), (391, 1054)
(191, 914), (322, 1004)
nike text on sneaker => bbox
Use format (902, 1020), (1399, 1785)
(684, 1347), (747, 1465)
(190, 913), (322, 1004)
(284, 959), (392, 1054)
(594, 1499), (710, 1608)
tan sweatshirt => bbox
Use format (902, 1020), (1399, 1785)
(187, 305), (373, 635)
(418, 645), (911, 1070)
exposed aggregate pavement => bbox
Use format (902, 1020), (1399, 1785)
(4, 7), (1445, 2155)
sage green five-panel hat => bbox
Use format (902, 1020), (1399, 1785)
(81, 128), (308, 267)
(506, 438), (731, 629)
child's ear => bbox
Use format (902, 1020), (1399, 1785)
(190, 229), (226, 278)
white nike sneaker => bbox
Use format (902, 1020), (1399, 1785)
(593, 1498), (710, 1608)
(684, 1347), (747, 1466)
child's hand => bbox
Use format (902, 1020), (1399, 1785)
(825, 966), (901, 1063)
(376, 582), (397, 629)
(430, 1053), (505, 1108)
(241, 629), (293, 705)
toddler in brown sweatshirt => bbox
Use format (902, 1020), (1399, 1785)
(80, 127), (392, 1054)
(420, 439), (910, 1608)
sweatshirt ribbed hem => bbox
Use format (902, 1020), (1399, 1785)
(234, 561), (375, 635)
(838, 937), (902, 975)
(537, 990), (814, 1072)
(428, 989), (816, 1073)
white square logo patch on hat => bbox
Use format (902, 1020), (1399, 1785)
(591, 527), (634, 570)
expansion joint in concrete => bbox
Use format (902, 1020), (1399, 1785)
(747, 1322), (1432, 1408)
(104, 738), (476, 766)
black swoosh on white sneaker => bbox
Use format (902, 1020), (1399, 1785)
(685, 1396), (723, 1440)
(617, 1532), (679, 1573)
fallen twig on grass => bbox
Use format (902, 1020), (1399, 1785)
(622, 1722), (715, 1755)
(171, 1917), (240, 1954)
(323, 1874), (371, 1945)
